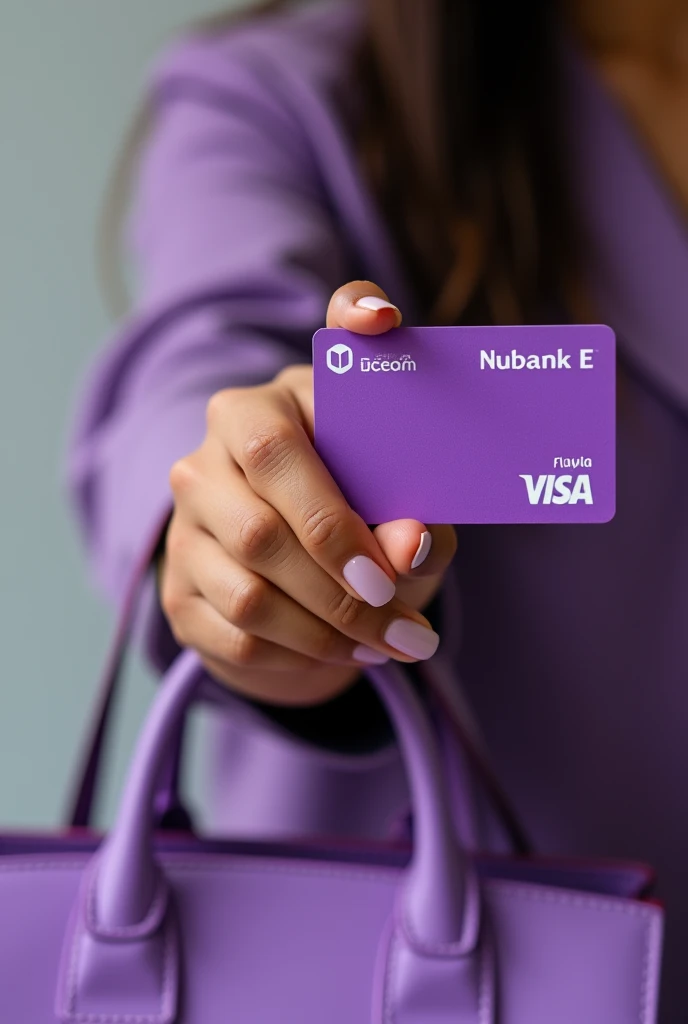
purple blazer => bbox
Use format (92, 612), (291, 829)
(67, 3), (688, 1015)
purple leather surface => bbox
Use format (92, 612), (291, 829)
(0, 650), (664, 1021)
(0, 850), (662, 1022)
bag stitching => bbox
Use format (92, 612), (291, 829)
(640, 912), (663, 1024)
(85, 865), (168, 941)
(640, 911), (650, 1024)
(486, 880), (659, 918)
(0, 860), (86, 872)
(397, 869), (481, 956)
(382, 927), (399, 1024)
(64, 889), (175, 1024)
(0, 858), (662, 919)
(382, 926), (493, 1023)
(0, 858), (396, 885)
(478, 934), (492, 1024)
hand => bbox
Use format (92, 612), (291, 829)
(161, 281), (457, 706)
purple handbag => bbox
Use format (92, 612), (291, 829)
(0, 638), (664, 1022)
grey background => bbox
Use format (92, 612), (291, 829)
(0, 1), (253, 828)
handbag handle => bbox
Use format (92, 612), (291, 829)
(67, 530), (530, 854)
(57, 650), (489, 1023)
(94, 649), (479, 950)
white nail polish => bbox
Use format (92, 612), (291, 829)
(355, 295), (400, 314)
(411, 531), (432, 569)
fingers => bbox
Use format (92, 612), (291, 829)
(216, 388), (400, 608)
(170, 595), (314, 672)
(178, 528), (389, 668)
(161, 523), (387, 705)
(175, 461), (439, 659)
(372, 522), (458, 579)
(326, 280), (402, 334)
(169, 448), (444, 663)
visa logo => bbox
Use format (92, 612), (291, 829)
(520, 474), (593, 505)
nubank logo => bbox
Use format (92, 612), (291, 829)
(520, 474), (593, 505)
(326, 343), (354, 374)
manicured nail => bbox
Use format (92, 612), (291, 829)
(384, 619), (440, 660)
(342, 555), (396, 607)
(411, 531), (432, 569)
(353, 645), (390, 665)
(355, 295), (401, 316)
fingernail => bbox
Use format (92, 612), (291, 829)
(353, 645), (390, 665)
(411, 531), (432, 569)
(384, 619), (440, 660)
(342, 555), (396, 607)
(355, 295), (401, 315)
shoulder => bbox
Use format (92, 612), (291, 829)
(149, 1), (363, 115)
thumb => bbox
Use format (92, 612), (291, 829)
(372, 521), (457, 579)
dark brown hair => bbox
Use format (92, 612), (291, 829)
(358, 0), (584, 325)
(101, 0), (583, 325)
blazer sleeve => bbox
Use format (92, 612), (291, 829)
(67, 42), (351, 667)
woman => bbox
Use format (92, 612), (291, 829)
(69, 0), (688, 1016)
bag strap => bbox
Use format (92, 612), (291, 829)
(420, 658), (531, 855)
(421, 568), (532, 854)
(65, 521), (191, 830)
(66, 542), (530, 853)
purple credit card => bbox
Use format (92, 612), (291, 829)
(313, 325), (616, 524)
